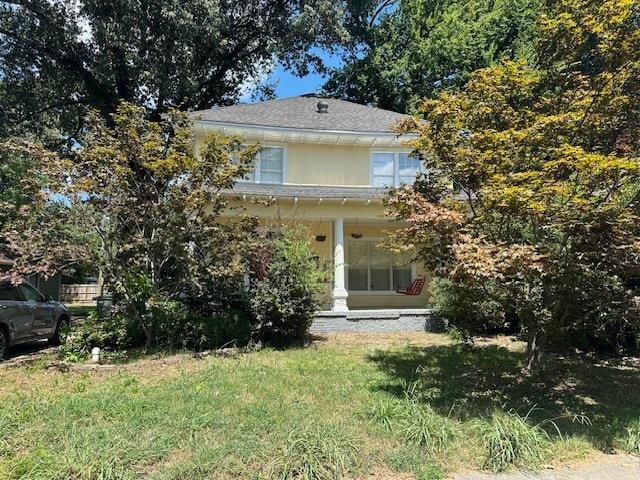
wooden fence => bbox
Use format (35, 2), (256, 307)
(59, 283), (102, 303)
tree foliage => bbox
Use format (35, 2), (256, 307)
(325, 0), (540, 113)
(386, 0), (640, 371)
(0, 140), (91, 281)
(61, 103), (259, 346)
(0, 0), (349, 145)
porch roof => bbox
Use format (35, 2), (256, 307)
(222, 183), (388, 200)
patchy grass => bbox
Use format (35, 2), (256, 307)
(0, 333), (638, 479)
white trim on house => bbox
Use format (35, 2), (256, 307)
(194, 120), (416, 147)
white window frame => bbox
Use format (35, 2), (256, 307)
(369, 149), (422, 187)
(241, 144), (288, 184)
(346, 237), (417, 293)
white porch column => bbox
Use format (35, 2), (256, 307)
(332, 218), (349, 311)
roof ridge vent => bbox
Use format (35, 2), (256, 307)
(316, 100), (329, 113)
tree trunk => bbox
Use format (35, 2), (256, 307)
(524, 328), (545, 375)
(518, 307), (545, 376)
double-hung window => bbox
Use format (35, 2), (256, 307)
(371, 151), (421, 187)
(347, 239), (413, 291)
(244, 146), (285, 184)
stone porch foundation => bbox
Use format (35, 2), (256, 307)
(310, 309), (445, 334)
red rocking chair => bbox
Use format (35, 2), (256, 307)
(396, 278), (426, 296)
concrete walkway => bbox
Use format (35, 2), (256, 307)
(452, 454), (640, 480)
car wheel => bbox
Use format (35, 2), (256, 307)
(0, 328), (8, 360)
(48, 317), (69, 347)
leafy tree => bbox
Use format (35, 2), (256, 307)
(0, 0), (349, 145)
(0, 140), (90, 281)
(386, 0), (640, 372)
(326, 0), (540, 113)
(62, 103), (260, 346)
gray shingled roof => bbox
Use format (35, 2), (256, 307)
(222, 183), (388, 200)
(192, 94), (410, 133)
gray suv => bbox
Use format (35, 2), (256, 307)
(0, 282), (70, 359)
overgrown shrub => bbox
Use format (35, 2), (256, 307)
(476, 410), (549, 472)
(430, 277), (515, 336)
(62, 299), (251, 359)
(62, 223), (324, 356)
(249, 225), (327, 344)
(61, 310), (140, 360)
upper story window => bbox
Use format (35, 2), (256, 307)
(244, 146), (285, 184)
(371, 151), (421, 187)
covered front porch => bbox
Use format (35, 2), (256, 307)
(225, 183), (430, 311)
(327, 217), (429, 312)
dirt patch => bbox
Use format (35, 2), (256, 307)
(311, 332), (454, 348)
(0, 351), (213, 399)
(312, 332), (525, 351)
(353, 467), (417, 480)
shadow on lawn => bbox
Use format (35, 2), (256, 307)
(368, 342), (640, 450)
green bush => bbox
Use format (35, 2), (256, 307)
(61, 310), (140, 360)
(249, 225), (327, 344)
(476, 410), (549, 472)
(62, 225), (324, 355)
(430, 277), (511, 335)
(62, 300), (251, 359)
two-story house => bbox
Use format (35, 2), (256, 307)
(192, 94), (429, 313)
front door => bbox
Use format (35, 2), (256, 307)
(19, 283), (55, 338)
(0, 284), (33, 341)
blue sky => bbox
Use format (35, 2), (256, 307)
(271, 66), (327, 98)
(244, 50), (343, 101)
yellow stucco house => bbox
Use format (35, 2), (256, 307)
(192, 95), (431, 322)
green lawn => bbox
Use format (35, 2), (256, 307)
(0, 333), (638, 480)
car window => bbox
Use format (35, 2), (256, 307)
(0, 284), (23, 301)
(19, 283), (43, 303)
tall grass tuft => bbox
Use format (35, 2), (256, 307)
(622, 419), (640, 454)
(367, 398), (455, 453)
(476, 409), (549, 472)
(269, 425), (360, 480)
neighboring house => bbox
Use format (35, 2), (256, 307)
(192, 94), (427, 311)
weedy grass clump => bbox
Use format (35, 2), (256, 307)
(269, 424), (360, 480)
(621, 419), (640, 454)
(367, 397), (455, 453)
(476, 409), (549, 472)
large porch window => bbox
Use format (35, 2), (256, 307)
(346, 239), (413, 291)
